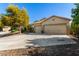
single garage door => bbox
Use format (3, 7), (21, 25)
(35, 26), (42, 33)
(44, 24), (67, 35)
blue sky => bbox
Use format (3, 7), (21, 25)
(0, 3), (75, 23)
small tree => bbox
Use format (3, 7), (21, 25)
(0, 4), (29, 33)
(71, 4), (79, 36)
(6, 4), (29, 33)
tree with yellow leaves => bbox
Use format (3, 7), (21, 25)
(1, 4), (29, 33)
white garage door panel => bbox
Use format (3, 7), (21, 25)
(44, 25), (67, 34)
(35, 26), (42, 33)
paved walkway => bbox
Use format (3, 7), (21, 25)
(0, 33), (77, 50)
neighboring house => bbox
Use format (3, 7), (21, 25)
(32, 16), (71, 35)
(3, 26), (11, 32)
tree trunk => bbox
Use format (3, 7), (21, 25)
(19, 26), (22, 34)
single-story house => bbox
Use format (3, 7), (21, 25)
(32, 16), (71, 35)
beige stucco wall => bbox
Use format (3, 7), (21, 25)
(42, 17), (69, 25)
(41, 17), (69, 34)
(33, 17), (70, 34)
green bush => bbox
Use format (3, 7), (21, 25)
(71, 22), (79, 35)
(0, 20), (3, 30)
(21, 27), (27, 33)
(27, 25), (35, 33)
(11, 27), (18, 32)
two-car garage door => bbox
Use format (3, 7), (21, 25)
(44, 24), (67, 35)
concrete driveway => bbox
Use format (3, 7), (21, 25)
(0, 33), (77, 50)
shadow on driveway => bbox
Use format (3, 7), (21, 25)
(25, 36), (77, 47)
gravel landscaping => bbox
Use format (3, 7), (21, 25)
(0, 43), (79, 56)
